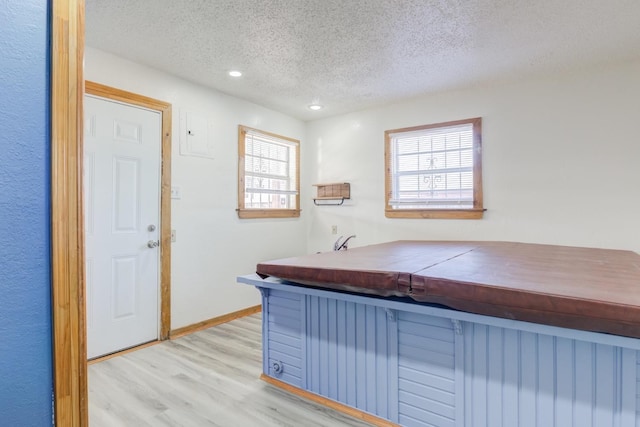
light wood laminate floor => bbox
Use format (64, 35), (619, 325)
(89, 313), (373, 426)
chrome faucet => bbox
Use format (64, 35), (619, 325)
(334, 235), (356, 251)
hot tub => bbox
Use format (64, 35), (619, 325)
(240, 241), (640, 427)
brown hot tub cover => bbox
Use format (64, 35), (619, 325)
(256, 241), (640, 338)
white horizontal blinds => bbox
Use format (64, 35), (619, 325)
(244, 130), (298, 209)
(390, 123), (474, 209)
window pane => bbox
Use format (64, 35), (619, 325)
(246, 156), (289, 177)
(387, 120), (480, 212)
(245, 191), (292, 209)
(397, 137), (419, 154)
(430, 134), (445, 152)
(239, 126), (299, 216)
(397, 153), (418, 172)
(445, 150), (462, 169)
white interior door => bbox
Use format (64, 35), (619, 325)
(84, 94), (161, 359)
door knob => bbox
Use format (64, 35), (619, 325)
(147, 240), (159, 248)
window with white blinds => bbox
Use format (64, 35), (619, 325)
(385, 118), (484, 219)
(238, 125), (300, 218)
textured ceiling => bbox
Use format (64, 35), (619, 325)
(86, 0), (640, 121)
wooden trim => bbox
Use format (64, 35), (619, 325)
(237, 125), (301, 219)
(237, 209), (301, 219)
(385, 117), (481, 136)
(260, 374), (400, 427)
(384, 117), (484, 219)
(87, 340), (160, 365)
(238, 125), (246, 214)
(159, 105), (172, 340)
(51, 0), (87, 426)
(170, 305), (262, 339)
(385, 208), (485, 219)
(85, 81), (173, 340)
(85, 81), (172, 112)
(294, 128), (300, 212)
(384, 128), (393, 218)
(472, 117), (484, 211)
(239, 125), (300, 144)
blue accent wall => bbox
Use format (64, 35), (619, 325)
(0, 1), (53, 425)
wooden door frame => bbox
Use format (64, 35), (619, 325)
(52, 1), (86, 425)
(84, 80), (173, 344)
(52, 2), (172, 424)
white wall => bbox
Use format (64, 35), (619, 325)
(86, 48), (640, 329)
(85, 48), (307, 329)
(305, 59), (640, 254)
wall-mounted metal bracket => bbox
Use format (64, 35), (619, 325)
(313, 197), (346, 206)
(385, 308), (397, 322)
(451, 319), (463, 335)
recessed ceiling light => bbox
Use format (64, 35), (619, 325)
(308, 104), (323, 111)
(229, 70), (242, 77)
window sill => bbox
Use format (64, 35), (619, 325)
(237, 209), (301, 219)
(385, 208), (485, 219)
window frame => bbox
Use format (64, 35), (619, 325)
(384, 117), (484, 219)
(237, 125), (301, 219)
